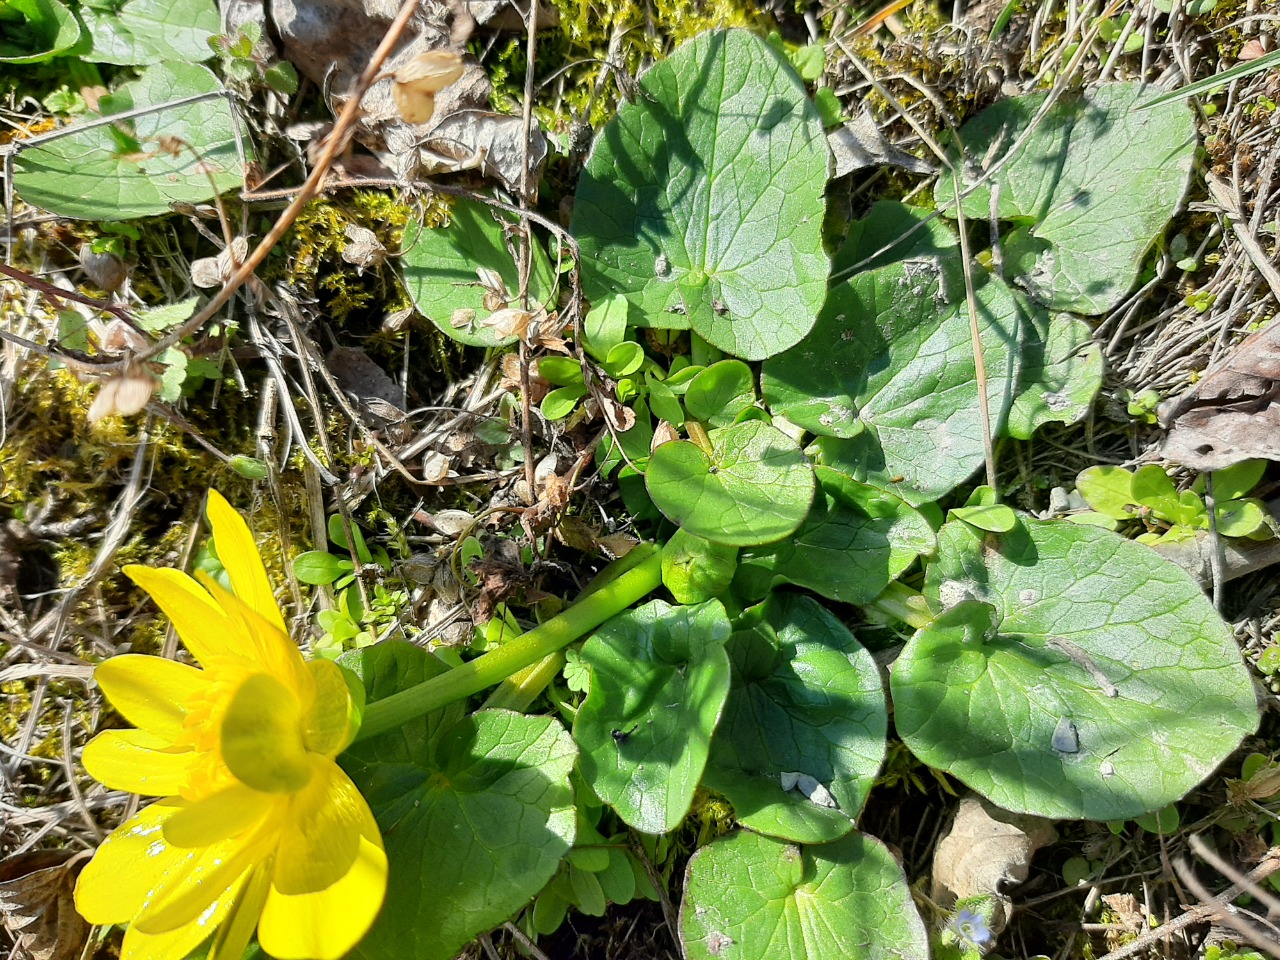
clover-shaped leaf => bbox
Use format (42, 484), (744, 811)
(574, 599), (733, 833)
(892, 516), (1258, 820)
(572, 29), (830, 360)
(704, 593), (887, 843)
(680, 830), (928, 960)
(735, 467), (934, 605)
(646, 420), (815, 546)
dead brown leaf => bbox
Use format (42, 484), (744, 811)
(0, 849), (91, 960)
(931, 794), (1058, 935)
(1159, 320), (1280, 471)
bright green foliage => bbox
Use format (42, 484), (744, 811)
(680, 830), (929, 960)
(402, 197), (559, 347)
(342, 643), (577, 960)
(684, 360), (756, 426)
(734, 467), (933, 604)
(661, 529), (738, 604)
(574, 599), (732, 833)
(572, 29), (830, 360)
(82, 0), (219, 64)
(13, 62), (243, 219)
(0, 0), (81, 63)
(703, 593), (886, 843)
(646, 420), (815, 546)
(894, 515), (1259, 819)
(935, 82), (1196, 314)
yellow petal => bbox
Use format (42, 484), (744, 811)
(82, 730), (199, 796)
(257, 833), (387, 960)
(197, 571), (310, 697)
(303, 659), (361, 758)
(208, 865), (272, 960)
(95, 655), (209, 741)
(205, 490), (287, 634)
(120, 872), (240, 960)
(162, 784), (275, 848)
(221, 673), (312, 793)
(124, 566), (238, 666)
(132, 836), (257, 935)
(271, 759), (375, 895)
(75, 799), (187, 925)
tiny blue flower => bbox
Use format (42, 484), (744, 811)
(949, 909), (994, 951)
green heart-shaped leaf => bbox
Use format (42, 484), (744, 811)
(82, 0), (219, 64)
(892, 516), (1259, 819)
(573, 599), (732, 833)
(704, 593), (887, 843)
(935, 82), (1195, 314)
(735, 467), (934, 605)
(0, 0), (81, 64)
(572, 29), (830, 360)
(646, 420), (814, 546)
(680, 830), (928, 960)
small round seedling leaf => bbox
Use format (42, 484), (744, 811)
(893, 516), (1259, 820)
(684, 360), (756, 427)
(572, 29), (830, 360)
(574, 599), (732, 833)
(735, 466), (934, 605)
(661, 529), (738, 604)
(935, 83), (1196, 314)
(680, 830), (928, 960)
(646, 420), (815, 547)
(1076, 466), (1135, 521)
(777, 261), (1021, 505)
(704, 593), (887, 843)
(402, 197), (557, 347)
(13, 62), (244, 220)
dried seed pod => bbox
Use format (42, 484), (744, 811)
(87, 366), (157, 424)
(392, 51), (465, 124)
(78, 243), (128, 293)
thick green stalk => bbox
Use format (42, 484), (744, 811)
(865, 580), (934, 631)
(355, 544), (662, 742)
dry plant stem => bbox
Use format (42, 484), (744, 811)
(0, 263), (135, 326)
(1174, 841), (1280, 959)
(1095, 847), (1280, 960)
(81, 0), (423, 374)
(516, 0), (541, 502)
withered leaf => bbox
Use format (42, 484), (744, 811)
(0, 849), (91, 960)
(931, 795), (1058, 935)
(1160, 320), (1280, 471)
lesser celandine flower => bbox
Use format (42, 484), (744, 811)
(75, 490), (387, 960)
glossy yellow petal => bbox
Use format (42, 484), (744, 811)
(120, 873), (240, 960)
(132, 835), (257, 935)
(75, 799), (187, 925)
(82, 730), (199, 796)
(271, 759), (375, 895)
(205, 490), (287, 634)
(257, 833), (388, 960)
(196, 572), (310, 696)
(208, 864), (272, 960)
(221, 673), (312, 793)
(303, 659), (361, 758)
(95, 655), (209, 741)
(124, 565), (238, 666)
(162, 784), (275, 848)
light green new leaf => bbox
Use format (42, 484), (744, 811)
(342, 645), (575, 960)
(574, 599), (732, 833)
(935, 82), (1195, 314)
(680, 830), (928, 960)
(735, 467), (934, 605)
(82, 0), (219, 65)
(13, 62), (243, 220)
(0, 0), (81, 64)
(402, 197), (558, 348)
(661, 529), (737, 605)
(778, 262), (1021, 505)
(704, 593), (887, 843)
(684, 360), (756, 427)
(893, 516), (1259, 820)
(646, 420), (815, 546)
(572, 29), (830, 360)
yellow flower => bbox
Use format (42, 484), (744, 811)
(75, 491), (387, 960)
